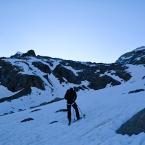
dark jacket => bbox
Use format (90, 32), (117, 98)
(64, 88), (77, 104)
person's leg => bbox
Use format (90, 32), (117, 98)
(72, 103), (80, 120)
(67, 104), (71, 125)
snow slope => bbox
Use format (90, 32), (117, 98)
(0, 85), (14, 99)
(0, 64), (145, 145)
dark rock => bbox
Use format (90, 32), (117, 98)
(31, 109), (41, 112)
(12, 74), (44, 91)
(18, 109), (24, 112)
(17, 74), (45, 90)
(76, 63), (131, 90)
(30, 97), (64, 109)
(0, 88), (31, 103)
(113, 65), (132, 81)
(52, 60), (131, 90)
(21, 50), (36, 57)
(0, 111), (15, 116)
(55, 109), (68, 113)
(53, 64), (81, 84)
(0, 59), (45, 91)
(49, 121), (58, 124)
(32, 61), (51, 74)
(0, 113), (9, 116)
(128, 89), (144, 94)
(88, 75), (121, 90)
(21, 117), (34, 123)
(61, 60), (87, 70)
(116, 108), (145, 136)
(40, 97), (63, 105)
(0, 61), (20, 91)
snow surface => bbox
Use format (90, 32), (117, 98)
(100, 70), (123, 83)
(63, 65), (83, 76)
(0, 64), (145, 145)
(0, 85), (14, 99)
(16, 51), (23, 56)
(120, 55), (133, 61)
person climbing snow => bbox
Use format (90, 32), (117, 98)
(64, 88), (80, 125)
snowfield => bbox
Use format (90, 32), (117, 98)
(0, 64), (145, 145)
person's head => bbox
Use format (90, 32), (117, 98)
(69, 87), (73, 91)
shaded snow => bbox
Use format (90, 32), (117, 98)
(0, 79), (145, 145)
(126, 64), (145, 82)
(0, 85), (14, 99)
(0, 87), (53, 115)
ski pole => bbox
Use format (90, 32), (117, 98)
(73, 107), (76, 121)
(78, 106), (86, 118)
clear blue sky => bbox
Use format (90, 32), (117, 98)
(0, 0), (145, 63)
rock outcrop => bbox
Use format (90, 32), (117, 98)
(116, 108), (145, 136)
(116, 46), (145, 65)
(0, 59), (45, 92)
(21, 50), (36, 57)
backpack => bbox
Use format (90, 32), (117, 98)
(64, 88), (77, 104)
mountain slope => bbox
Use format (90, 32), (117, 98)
(0, 64), (145, 145)
(1, 47), (145, 145)
(116, 46), (145, 65)
(0, 50), (131, 115)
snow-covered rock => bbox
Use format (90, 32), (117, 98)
(116, 46), (145, 65)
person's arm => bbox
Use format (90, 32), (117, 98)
(64, 90), (68, 100)
(73, 90), (77, 101)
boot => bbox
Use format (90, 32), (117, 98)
(68, 121), (71, 126)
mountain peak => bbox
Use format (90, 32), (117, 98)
(116, 46), (145, 65)
(21, 50), (36, 57)
(11, 50), (36, 58)
(10, 51), (23, 58)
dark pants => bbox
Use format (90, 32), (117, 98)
(67, 102), (80, 124)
